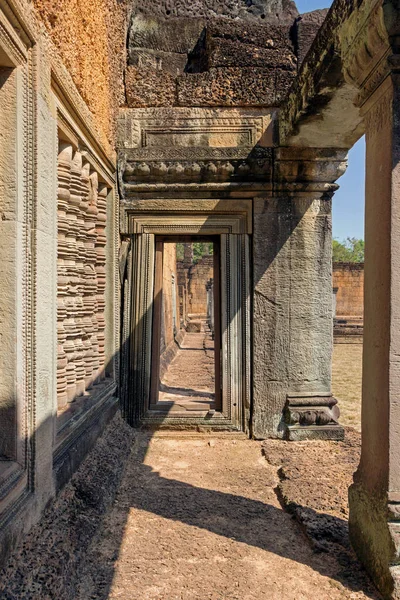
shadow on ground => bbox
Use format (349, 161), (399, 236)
(0, 417), (381, 600)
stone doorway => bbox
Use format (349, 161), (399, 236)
(150, 237), (221, 416)
(120, 204), (251, 432)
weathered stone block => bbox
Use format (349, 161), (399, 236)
(294, 9), (328, 67)
(133, 0), (298, 22)
(129, 48), (188, 75)
(129, 14), (205, 54)
(125, 66), (177, 107)
(177, 67), (277, 106)
(207, 38), (296, 70)
(203, 20), (296, 70)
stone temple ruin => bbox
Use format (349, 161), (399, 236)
(0, 0), (400, 596)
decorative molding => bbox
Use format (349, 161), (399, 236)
(342, 1), (391, 107)
(119, 146), (273, 195)
(0, 5), (28, 66)
(121, 199), (252, 235)
(284, 394), (344, 441)
(0, 6), (36, 522)
(129, 213), (251, 235)
(118, 107), (275, 149)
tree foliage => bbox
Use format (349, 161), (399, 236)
(176, 242), (213, 263)
(332, 237), (364, 263)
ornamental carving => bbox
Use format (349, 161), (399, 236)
(57, 142), (109, 410)
(284, 395), (340, 428)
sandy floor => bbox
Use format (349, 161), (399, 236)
(158, 331), (215, 412)
(77, 433), (377, 600)
(332, 343), (363, 431)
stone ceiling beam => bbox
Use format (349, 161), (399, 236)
(279, 0), (393, 149)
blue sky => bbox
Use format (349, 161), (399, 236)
(295, 0), (366, 242)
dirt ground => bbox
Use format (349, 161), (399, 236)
(76, 433), (378, 600)
(159, 331), (215, 410)
(332, 343), (363, 431)
(0, 342), (372, 600)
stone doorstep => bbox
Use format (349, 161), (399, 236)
(149, 430), (248, 439)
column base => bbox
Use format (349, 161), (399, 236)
(286, 423), (344, 441)
(349, 481), (400, 599)
(284, 394), (344, 441)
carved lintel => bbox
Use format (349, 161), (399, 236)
(119, 147), (273, 195)
(284, 394), (344, 441)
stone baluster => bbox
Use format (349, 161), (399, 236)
(80, 161), (95, 390)
(95, 182), (107, 381)
(67, 151), (85, 399)
(56, 143), (72, 410)
(87, 170), (100, 384)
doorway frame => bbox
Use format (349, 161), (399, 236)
(120, 202), (251, 432)
(150, 235), (222, 413)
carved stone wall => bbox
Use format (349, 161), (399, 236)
(57, 142), (110, 411)
(33, 0), (128, 149)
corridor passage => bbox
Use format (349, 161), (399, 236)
(157, 330), (215, 412)
(79, 434), (377, 600)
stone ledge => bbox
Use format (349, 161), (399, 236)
(262, 428), (380, 597)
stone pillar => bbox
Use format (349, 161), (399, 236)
(349, 75), (400, 597)
(252, 149), (347, 440)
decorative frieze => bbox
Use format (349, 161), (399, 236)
(57, 141), (110, 410)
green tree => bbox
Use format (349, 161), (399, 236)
(175, 242), (213, 263)
(332, 237), (365, 262)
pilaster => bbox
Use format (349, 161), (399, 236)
(252, 148), (347, 440)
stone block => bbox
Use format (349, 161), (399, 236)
(177, 67), (278, 106)
(295, 9), (329, 67)
(203, 20), (296, 70)
(129, 48), (188, 75)
(125, 66), (177, 107)
(129, 14), (205, 54)
(275, 68), (297, 103)
(207, 38), (296, 69)
(133, 0), (298, 23)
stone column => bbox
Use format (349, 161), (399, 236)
(252, 149), (347, 440)
(349, 75), (400, 597)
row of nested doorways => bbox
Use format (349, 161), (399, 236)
(151, 236), (221, 416)
(122, 230), (250, 431)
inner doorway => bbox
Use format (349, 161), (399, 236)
(150, 237), (221, 416)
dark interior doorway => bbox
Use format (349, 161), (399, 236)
(150, 236), (221, 415)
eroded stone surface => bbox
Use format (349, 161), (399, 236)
(125, 1), (325, 108)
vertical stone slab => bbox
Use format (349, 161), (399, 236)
(349, 76), (400, 598)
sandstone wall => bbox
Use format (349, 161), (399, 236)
(33, 0), (128, 149)
(161, 243), (177, 354)
(333, 262), (364, 318)
(188, 256), (214, 316)
(125, 0), (328, 109)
